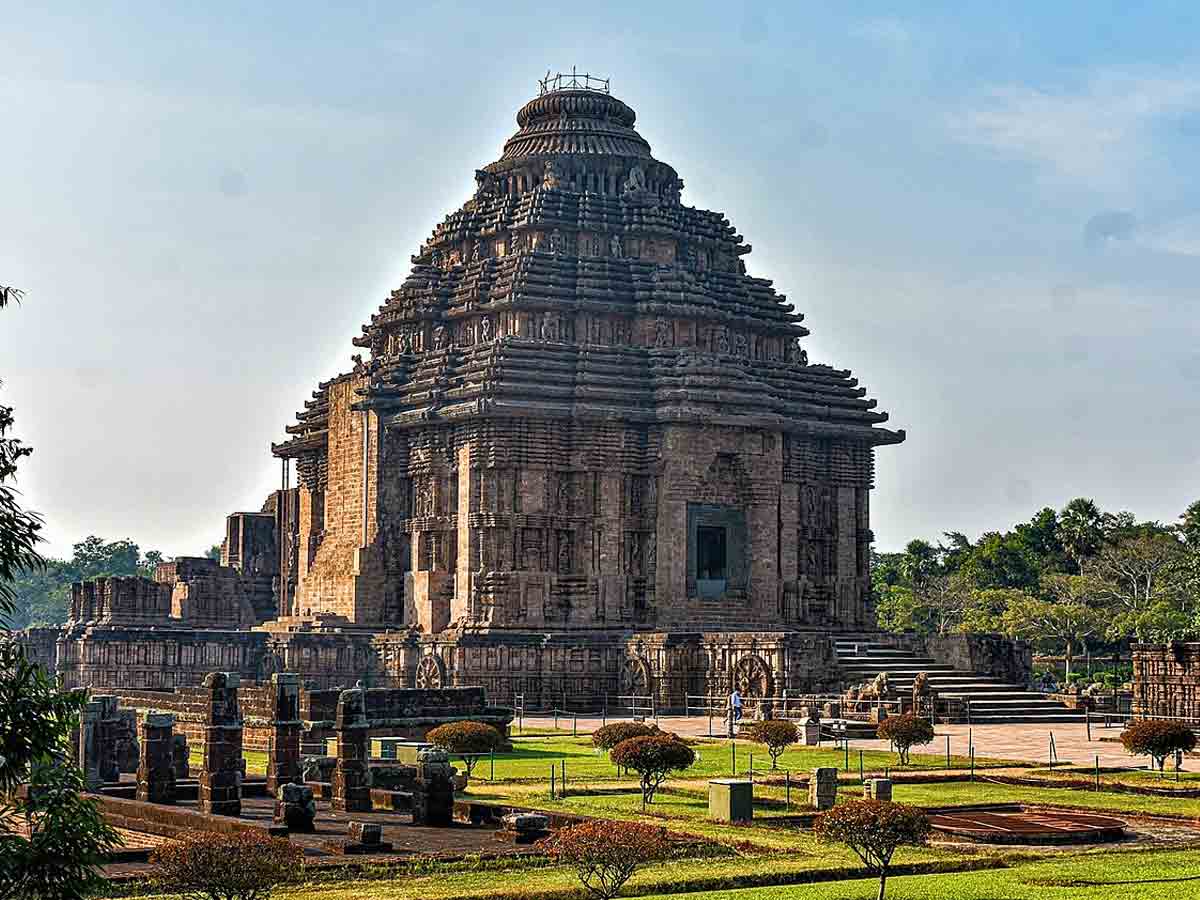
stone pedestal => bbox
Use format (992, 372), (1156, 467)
(266, 673), (302, 795)
(496, 812), (550, 844)
(802, 721), (820, 746)
(199, 672), (243, 817)
(172, 734), (190, 780)
(274, 782), (317, 832)
(136, 712), (177, 804)
(94, 695), (123, 783)
(413, 748), (455, 826)
(809, 767), (837, 810)
(708, 778), (753, 822)
(863, 778), (892, 802)
(78, 699), (104, 791)
(332, 688), (371, 813)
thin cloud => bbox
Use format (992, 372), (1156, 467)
(951, 68), (1200, 191)
(852, 18), (914, 51)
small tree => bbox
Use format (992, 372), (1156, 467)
(538, 821), (670, 900)
(609, 735), (695, 804)
(152, 829), (303, 900)
(1120, 720), (1197, 772)
(815, 799), (930, 900)
(875, 713), (934, 765)
(426, 721), (504, 778)
(747, 720), (798, 769)
(592, 722), (657, 751)
(0, 639), (120, 900)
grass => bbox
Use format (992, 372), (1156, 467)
(891, 779), (1200, 818)
(447, 734), (1022, 785)
(631, 850), (1200, 899)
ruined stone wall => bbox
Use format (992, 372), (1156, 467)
(291, 376), (389, 623)
(13, 626), (60, 674)
(56, 626), (269, 691)
(414, 628), (840, 710)
(1133, 643), (1200, 722)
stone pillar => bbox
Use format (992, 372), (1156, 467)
(93, 694), (121, 783)
(266, 672), (302, 795)
(78, 698), (104, 791)
(172, 734), (190, 780)
(331, 687), (370, 813)
(199, 672), (243, 817)
(413, 748), (455, 826)
(809, 767), (837, 810)
(274, 783), (317, 832)
(136, 712), (177, 804)
(863, 778), (892, 802)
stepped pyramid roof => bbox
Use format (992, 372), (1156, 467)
(275, 77), (904, 457)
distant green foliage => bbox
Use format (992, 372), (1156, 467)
(873, 497), (1200, 653)
(8, 536), (170, 628)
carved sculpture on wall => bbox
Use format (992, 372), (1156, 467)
(415, 654), (445, 690)
(622, 164), (647, 195)
(733, 655), (774, 699)
(543, 159), (563, 190)
(715, 328), (730, 356)
(478, 316), (493, 343)
(548, 229), (564, 255)
(620, 656), (653, 698)
(609, 233), (623, 258)
(474, 169), (498, 198)
(433, 325), (448, 350)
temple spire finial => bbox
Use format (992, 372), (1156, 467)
(538, 67), (610, 95)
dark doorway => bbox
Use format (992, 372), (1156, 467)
(697, 526), (727, 597)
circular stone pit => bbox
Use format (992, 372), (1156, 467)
(928, 808), (1127, 845)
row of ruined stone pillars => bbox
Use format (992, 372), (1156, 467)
(78, 671), (376, 816)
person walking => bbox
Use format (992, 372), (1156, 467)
(730, 688), (743, 724)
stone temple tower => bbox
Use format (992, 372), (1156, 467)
(270, 74), (905, 707)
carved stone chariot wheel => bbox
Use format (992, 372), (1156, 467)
(619, 656), (653, 698)
(732, 655), (774, 699)
(415, 654), (446, 690)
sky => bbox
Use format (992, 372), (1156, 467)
(3, 2), (1200, 559)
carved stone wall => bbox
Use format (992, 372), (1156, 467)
(1133, 643), (1200, 722)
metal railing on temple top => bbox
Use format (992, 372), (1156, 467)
(538, 68), (610, 96)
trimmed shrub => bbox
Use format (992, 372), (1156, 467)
(875, 713), (935, 765)
(1120, 719), (1197, 772)
(538, 821), (670, 900)
(592, 722), (658, 751)
(152, 829), (303, 900)
(814, 799), (930, 900)
(746, 720), (799, 768)
(610, 735), (695, 804)
(427, 721), (504, 777)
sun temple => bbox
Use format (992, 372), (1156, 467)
(53, 75), (909, 709)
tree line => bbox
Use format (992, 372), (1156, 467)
(873, 498), (1200, 678)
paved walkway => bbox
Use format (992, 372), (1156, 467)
(518, 714), (1157, 771)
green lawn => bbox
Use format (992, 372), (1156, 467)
(451, 734), (1022, 785)
(632, 850), (1200, 900)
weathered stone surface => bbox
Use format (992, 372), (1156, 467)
(413, 748), (455, 827)
(809, 767), (837, 810)
(274, 782), (316, 832)
(331, 688), (371, 813)
(198, 672), (243, 817)
(863, 778), (892, 802)
(172, 734), (190, 780)
(49, 77), (907, 713)
(136, 711), (176, 804)
(265, 672), (302, 794)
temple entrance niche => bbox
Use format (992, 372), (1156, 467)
(686, 503), (747, 599)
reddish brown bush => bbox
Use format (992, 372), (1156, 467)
(610, 735), (695, 804)
(875, 713), (935, 765)
(1120, 719), (1197, 772)
(747, 719), (799, 768)
(538, 821), (670, 900)
(814, 799), (930, 900)
(152, 829), (303, 900)
(427, 721), (504, 776)
(591, 721), (658, 751)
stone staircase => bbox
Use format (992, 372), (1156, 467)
(834, 638), (1086, 725)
